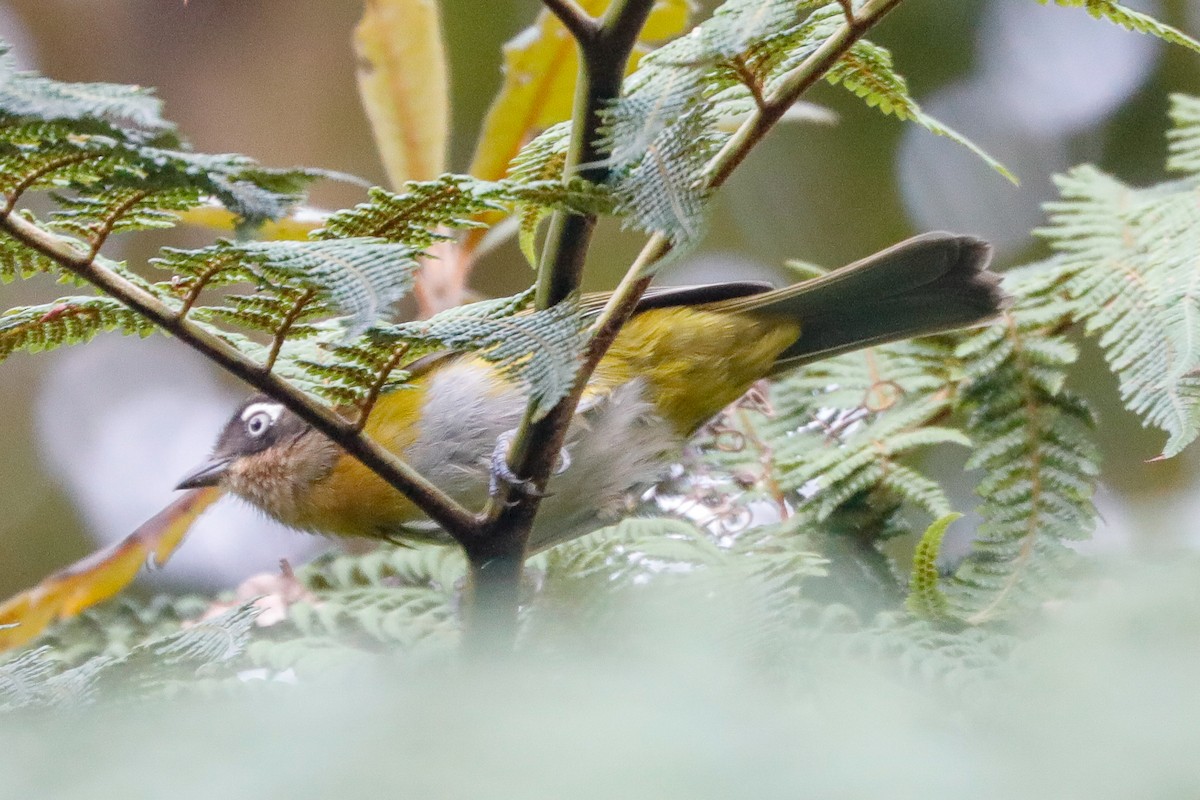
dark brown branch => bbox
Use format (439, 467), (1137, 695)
(533, 0), (657, 309)
(0, 208), (481, 542)
(459, 0), (659, 656)
(541, 0), (598, 43)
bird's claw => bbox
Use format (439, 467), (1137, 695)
(488, 430), (572, 498)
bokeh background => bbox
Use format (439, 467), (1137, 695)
(1, 0), (1198, 597)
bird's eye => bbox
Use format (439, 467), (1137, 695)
(245, 411), (273, 437)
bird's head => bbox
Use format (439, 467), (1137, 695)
(176, 396), (332, 515)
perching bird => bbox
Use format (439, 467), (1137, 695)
(175, 231), (1003, 553)
(0, 232), (1004, 649)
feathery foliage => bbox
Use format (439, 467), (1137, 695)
(0, 296), (157, 362)
(0, 603), (257, 709)
(948, 266), (1098, 621)
(1039, 0), (1200, 52)
(598, 0), (1009, 252)
(1039, 94), (1200, 457)
(2, 0), (1200, 717)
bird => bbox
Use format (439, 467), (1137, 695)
(0, 231), (1004, 649)
(176, 231), (1003, 553)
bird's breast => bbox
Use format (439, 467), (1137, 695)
(288, 357), (680, 550)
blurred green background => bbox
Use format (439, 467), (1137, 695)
(1, 0), (1199, 597)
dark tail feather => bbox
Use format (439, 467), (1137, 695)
(714, 232), (1006, 370)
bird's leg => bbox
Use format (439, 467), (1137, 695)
(489, 429), (572, 498)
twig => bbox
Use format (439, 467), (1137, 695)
(702, 0), (904, 190)
(837, 0), (857, 26)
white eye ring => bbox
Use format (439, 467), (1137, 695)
(245, 411), (273, 437)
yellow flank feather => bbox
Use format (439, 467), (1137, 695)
(593, 306), (801, 434)
(293, 386), (428, 538)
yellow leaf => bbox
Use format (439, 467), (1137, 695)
(176, 204), (330, 241)
(641, 0), (693, 41)
(0, 487), (221, 651)
(355, 0), (449, 188)
(468, 0), (694, 184)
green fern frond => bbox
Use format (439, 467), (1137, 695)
(610, 109), (718, 245)
(540, 517), (724, 584)
(1166, 94), (1200, 174)
(507, 123), (571, 264)
(707, 0), (810, 54)
(0, 646), (58, 709)
(234, 239), (418, 335)
(134, 148), (332, 226)
(1039, 134), (1200, 457)
(155, 238), (419, 337)
(0, 296), (158, 363)
(0, 228), (61, 282)
(0, 602), (257, 708)
(1040, 0), (1200, 53)
(29, 595), (211, 668)
(270, 545), (462, 653)
(779, 397), (966, 522)
(203, 291), (328, 338)
(48, 185), (202, 238)
(948, 266), (1098, 622)
(317, 175), (500, 245)
(825, 40), (1014, 182)
(369, 293), (586, 417)
(0, 47), (170, 132)
(764, 339), (963, 519)
(906, 513), (961, 622)
(0, 118), (323, 230)
(754, 4), (845, 93)
(597, 0), (813, 247)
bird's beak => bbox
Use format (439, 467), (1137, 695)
(175, 457), (232, 490)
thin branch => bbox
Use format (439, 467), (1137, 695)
(729, 55), (767, 110)
(541, 0), (598, 43)
(702, 0), (904, 190)
(533, 0), (657, 309)
(0, 208), (481, 542)
(836, 0), (857, 26)
(597, 0), (657, 55)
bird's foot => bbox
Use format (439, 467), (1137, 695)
(488, 429), (572, 498)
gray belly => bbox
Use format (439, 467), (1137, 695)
(401, 360), (682, 552)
